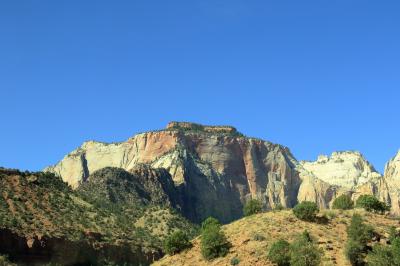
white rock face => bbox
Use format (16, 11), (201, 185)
(378, 150), (400, 214)
(300, 151), (382, 189)
(385, 150), (400, 180)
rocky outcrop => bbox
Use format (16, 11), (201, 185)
(297, 151), (387, 209)
(45, 122), (400, 220)
(300, 151), (381, 188)
(379, 151), (400, 214)
(46, 123), (301, 223)
(77, 166), (182, 209)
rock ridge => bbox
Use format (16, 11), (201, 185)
(45, 122), (400, 220)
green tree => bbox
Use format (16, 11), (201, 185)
(243, 199), (262, 216)
(356, 195), (389, 214)
(201, 217), (221, 231)
(290, 231), (322, 266)
(267, 239), (291, 266)
(332, 194), (354, 210)
(293, 201), (319, 222)
(201, 220), (230, 260)
(163, 230), (191, 255)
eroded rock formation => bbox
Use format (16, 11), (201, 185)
(46, 122), (301, 223)
(45, 122), (400, 220)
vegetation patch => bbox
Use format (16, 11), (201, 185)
(332, 194), (354, 210)
(243, 199), (262, 216)
(293, 201), (319, 222)
(200, 217), (230, 260)
(356, 195), (389, 214)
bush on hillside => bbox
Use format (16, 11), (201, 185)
(366, 234), (400, 266)
(392, 237), (400, 265)
(293, 201), (319, 222)
(201, 217), (221, 231)
(163, 230), (191, 255)
(201, 217), (230, 260)
(230, 257), (240, 265)
(356, 195), (389, 214)
(332, 194), (354, 210)
(345, 214), (374, 265)
(267, 239), (291, 266)
(243, 199), (262, 216)
(345, 240), (365, 266)
(290, 231), (322, 266)
(347, 214), (374, 246)
(366, 244), (394, 266)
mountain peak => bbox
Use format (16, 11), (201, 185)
(301, 150), (381, 188)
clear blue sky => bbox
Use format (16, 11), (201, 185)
(1, 1), (399, 173)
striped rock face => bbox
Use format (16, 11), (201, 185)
(45, 123), (301, 222)
(45, 122), (400, 221)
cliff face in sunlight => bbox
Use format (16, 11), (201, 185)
(45, 122), (400, 221)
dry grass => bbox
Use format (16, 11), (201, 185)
(153, 209), (400, 266)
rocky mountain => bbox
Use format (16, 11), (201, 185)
(300, 151), (381, 188)
(46, 122), (301, 223)
(45, 122), (400, 221)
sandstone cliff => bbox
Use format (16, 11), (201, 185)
(300, 151), (381, 188)
(46, 122), (301, 223)
(379, 150), (400, 213)
(296, 151), (384, 209)
(45, 122), (400, 220)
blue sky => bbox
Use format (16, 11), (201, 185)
(1, 1), (399, 172)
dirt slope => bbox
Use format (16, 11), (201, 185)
(153, 209), (400, 266)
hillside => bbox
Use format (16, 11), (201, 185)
(153, 209), (400, 266)
(0, 167), (196, 265)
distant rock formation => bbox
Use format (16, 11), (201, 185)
(300, 151), (381, 188)
(45, 122), (400, 221)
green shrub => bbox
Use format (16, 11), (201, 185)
(323, 210), (337, 220)
(243, 199), (262, 216)
(252, 233), (266, 241)
(366, 244), (394, 266)
(345, 240), (365, 266)
(290, 231), (322, 266)
(201, 217), (221, 231)
(274, 203), (284, 211)
(230, 257), (240, 265)
(347, 214), (374, 246)
(356, 195), (389, 214)
(267, 239), (291, 266)
(332, 194), (354, 210)
(392, 237), (400, 265)
(345, 214), (374, 265)
(163, 230), (191, 255)
(388, 226), (398, 243)
(293, 201), (319, 222)
(201, 221), (230, 260)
